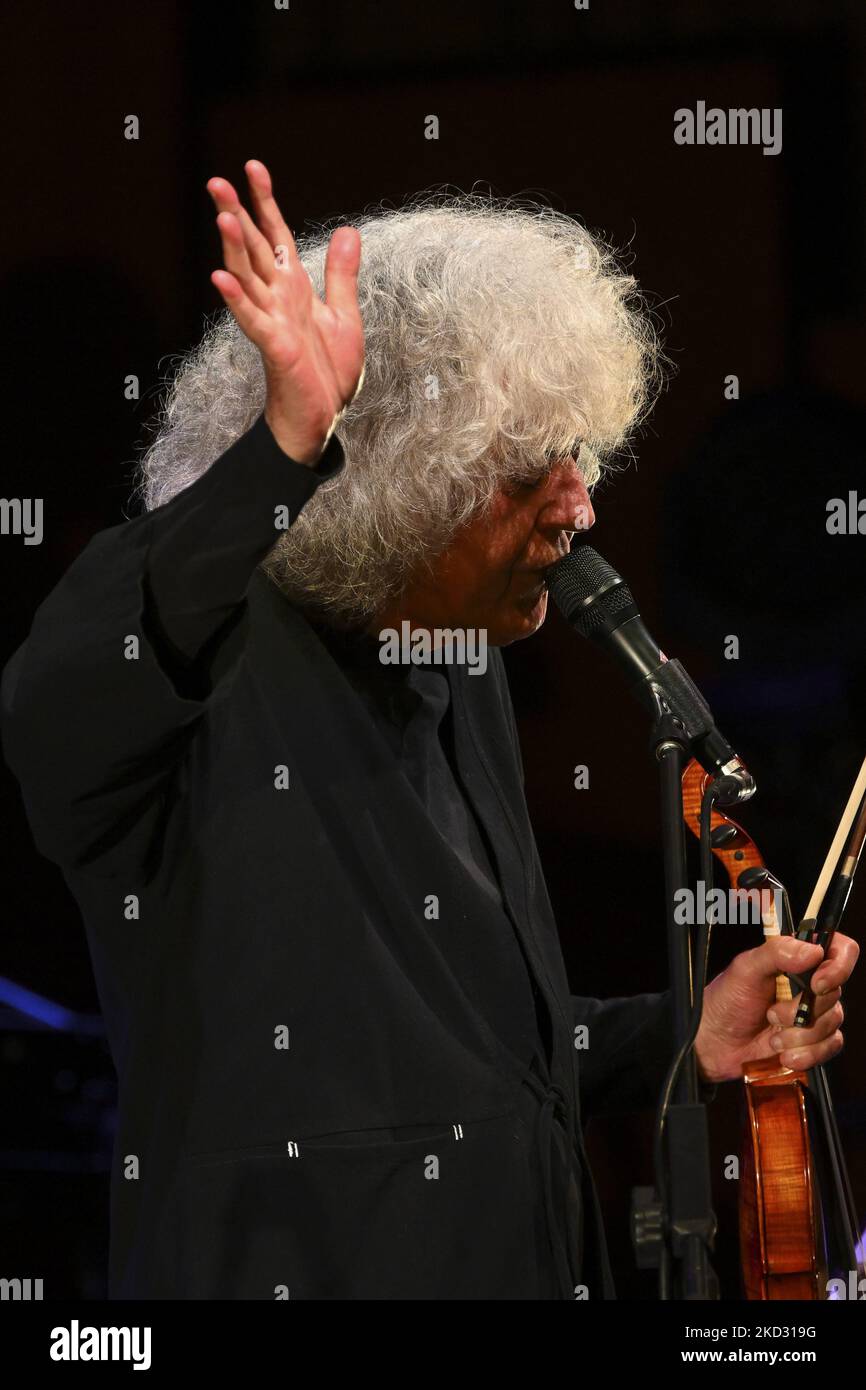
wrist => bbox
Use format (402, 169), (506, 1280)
(262, 409), (326, 467)
(694, 1031), (718, 1085)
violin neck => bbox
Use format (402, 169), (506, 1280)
(762, 908), (793, 1003)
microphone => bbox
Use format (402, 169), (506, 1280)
(546, 545), (755, 804)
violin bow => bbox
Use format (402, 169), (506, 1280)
(792, 753), (866, 1284)
(794, 752), (866, 1026)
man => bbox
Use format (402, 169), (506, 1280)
(2, 161), (855, 1300)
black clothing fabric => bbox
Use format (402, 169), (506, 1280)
(305, 635), (545, 1070)
(2, 412), (680, 1300)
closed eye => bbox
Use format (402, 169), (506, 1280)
(502, 472), (552, 499)
(503, 445), (583, 497)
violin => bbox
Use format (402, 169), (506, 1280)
(682, 757), (865, 1301)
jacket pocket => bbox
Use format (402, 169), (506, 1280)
(173, 1112), (540, 1299)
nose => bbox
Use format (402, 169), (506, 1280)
(540, 457), (596, 536)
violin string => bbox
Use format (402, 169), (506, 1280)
(792, 770), (866, 1280)
(811, 1063), (864, 1280)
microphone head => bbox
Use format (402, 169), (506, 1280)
(547, 545), (639, 640)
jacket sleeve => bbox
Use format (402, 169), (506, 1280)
(0, 413), (344, 876)
(572, 990), (718, 1118)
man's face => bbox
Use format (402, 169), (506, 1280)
(374, 455), (595, 645)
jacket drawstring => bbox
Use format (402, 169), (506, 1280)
(520, 1053), (582, 1300)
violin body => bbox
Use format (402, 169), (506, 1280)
(739, 1055), (826, 1299)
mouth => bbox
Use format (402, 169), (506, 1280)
(515, 571), (549, 602)
(520, 567), (552, 586)
(522, 551), (568, 576)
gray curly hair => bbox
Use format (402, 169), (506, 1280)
(133, 190), (666, 629)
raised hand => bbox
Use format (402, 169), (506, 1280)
(207, 159), (364, 465)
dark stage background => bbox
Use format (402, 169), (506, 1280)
(2, 0), (865, 1300)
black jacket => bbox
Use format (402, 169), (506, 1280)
(1, 414), (676, 1300)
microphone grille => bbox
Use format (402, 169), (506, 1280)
(547, 546), (636, 639)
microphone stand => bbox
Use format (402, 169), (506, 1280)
(543, 544), (747, 1299)
(632, 700), (720, 1300)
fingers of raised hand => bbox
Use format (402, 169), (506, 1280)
(216, 212), (268, 298)
(208, 184), (273, 312)
(209, 266), (272, 347)
(244, 160), (297, 268)
(209, 167), (317, 319)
